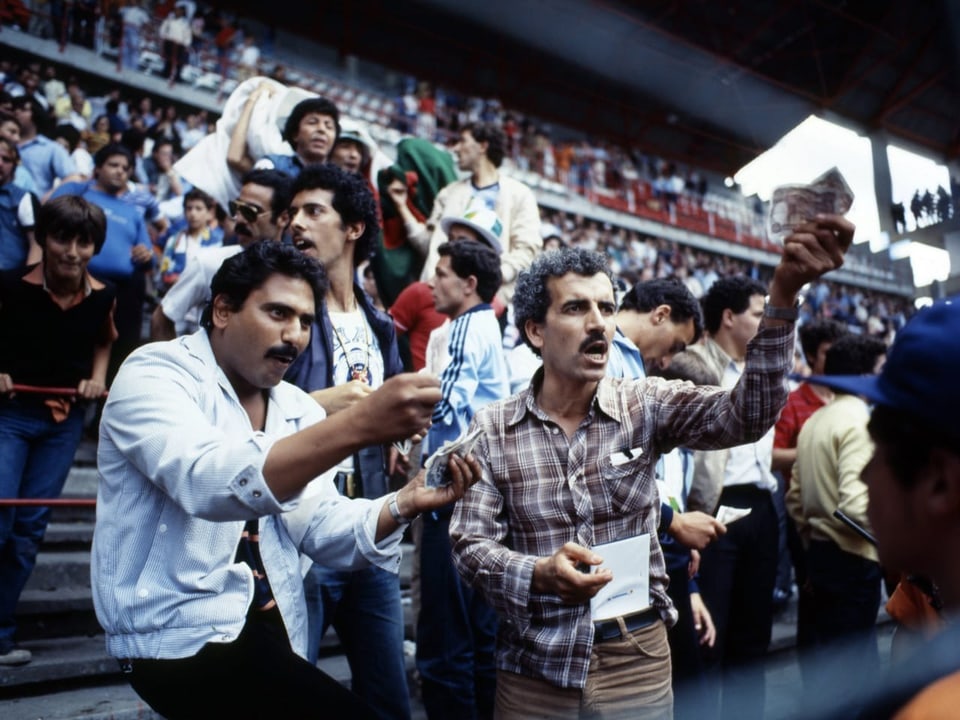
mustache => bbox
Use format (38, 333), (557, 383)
(234, 222), (252, 236)
(265, 344), (299, 362)
(579, 332), (608, 354)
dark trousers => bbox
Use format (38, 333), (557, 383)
(103, 272), (146, 384)
(698, 484), (779, 720)
(665, 559), (710, 720)
(125, 607), (377, 720)
(799, 540), (882, 699)
(416, 507), (497, 720)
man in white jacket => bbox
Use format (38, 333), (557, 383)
(91, 241), (479, 719)
(387, 121), (540, 304)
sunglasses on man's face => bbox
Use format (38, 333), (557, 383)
(229, 199), (267, 224)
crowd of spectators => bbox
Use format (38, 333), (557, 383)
(0, 10), (943, 720)
(0, 51), (913, 344)
(1, 1), (908, 277)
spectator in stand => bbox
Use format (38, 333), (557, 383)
(53, 81), (92, 132)
(156, 188), (220, 294)
(6, 66), (49, 111)
(91, 240), (479, 718)
(329, 128), (370, 177)
(605, 278), (723, 718)
(142, 138), (184, 202)
(390, 279), (447, 373)
(0, 195), (116, 667)
(787, 334), (888, 700)
(0, 112), (39, 194)
(787, 300), (960, 719)
(417, 240), (509, 720)
(159, 4), (192, 87)
(449, 215), (852, 719)
(51, 143), (153, 380)
(41, 66), (65, 109)
(177, 111), (207, 151)
(52, 124), (94, 178)
(772, 318), (848, 648)
(149, 104), (183, 155)
(0, 138), (39, 270)
(213, 14), (237, 95)
(285, 165), (413, 719)
(387, 121), (540, 305)
(360, 263), (385, 312)
(151, 168), (292, 340)
(12, 95), (77, 196)
(119, 0), (151, 73)
(228, 85), (340, 177)
(84, 115), (112, 156)
(687, 275), (781, 720)
(235, 34), (260, 82)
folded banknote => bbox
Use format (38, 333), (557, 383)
(768, 167), (854, 244)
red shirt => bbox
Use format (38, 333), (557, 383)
(775, 381), (827, 450)
(388, 281), (445, 371)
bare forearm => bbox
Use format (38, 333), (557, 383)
(90, 342), (111, 386)
(771, 447), (797, 473)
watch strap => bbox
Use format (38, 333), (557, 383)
(763, 303), (799, 322)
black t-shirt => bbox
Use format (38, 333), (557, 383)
(0, 265), (116, 388)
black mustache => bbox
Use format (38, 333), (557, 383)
(579, 333), (608, 353)
(234, 223), (252, 236)
(265, 345), (298, 362)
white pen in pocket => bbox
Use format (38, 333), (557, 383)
(610, 447), (644, 466)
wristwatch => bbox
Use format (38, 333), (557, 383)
(763, 302), (800, 322)
(388, 492), (415, 525)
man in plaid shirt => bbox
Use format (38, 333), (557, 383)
(449, 215), (853, 719)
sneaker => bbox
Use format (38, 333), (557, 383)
(0, 647), (32, 666)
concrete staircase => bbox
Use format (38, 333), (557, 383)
(0, 440), (421, 720)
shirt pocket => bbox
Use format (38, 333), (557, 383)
(597, 450), (652, 516)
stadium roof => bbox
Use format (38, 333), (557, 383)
(243, 0), (959, 176)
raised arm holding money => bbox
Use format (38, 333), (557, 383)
(448, 216), (853, 719)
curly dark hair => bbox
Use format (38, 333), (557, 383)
(701, 275), (767, 335)
(282, 97), (340, 148)
(513, 247), (615, 356)
(201, 241), (328, 330)
(620, 277), (703, 343)
(290, 163), (379, 267)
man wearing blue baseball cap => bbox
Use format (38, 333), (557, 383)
(795, 298), (960, 718)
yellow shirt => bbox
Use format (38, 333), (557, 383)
(787, 393), (878, 562)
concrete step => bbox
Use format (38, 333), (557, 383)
(42, 522), (95, 548)
(0, 682), (161, 720)
(24, 552), (91, 593)
(0, 636), (118, 693)
(0, 636), (419, 720)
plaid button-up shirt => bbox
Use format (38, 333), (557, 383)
(450, 322), (793, 689)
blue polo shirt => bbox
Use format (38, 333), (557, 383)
(0, 181), (34, 270)
(51, 181), (151, 279)
(18, 134), (76, 196)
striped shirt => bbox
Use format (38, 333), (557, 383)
(425, 304), (509, 459)
(450, 322), (793, 689)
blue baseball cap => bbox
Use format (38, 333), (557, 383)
(807, 297), (960, 430)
